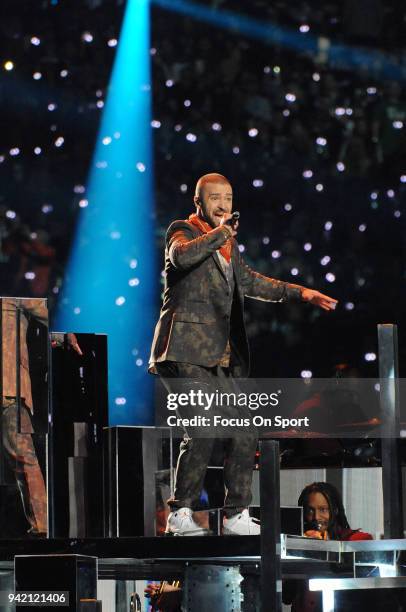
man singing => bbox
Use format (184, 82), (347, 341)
(149, 173), (337, 536)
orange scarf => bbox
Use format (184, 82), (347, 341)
(188, 213), (233, 263)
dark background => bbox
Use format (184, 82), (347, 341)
(1, 0), (405, 378)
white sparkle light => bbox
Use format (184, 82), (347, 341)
(364, 352), (376, 362)
(248, 128), (258, 137)
(345, 302), (354, 311)
(186, 133), (197, 142)
(151, 120), (161, 128)
(79, 199), (88, 208)
(393, 121), (403, 129)
(115, 296), (126, 306)
(291, 268), (299, 276)
(316, 137), (327, 146)
(130, 259), (138, 269)
(25, 272), (36, 280)
(303, 170), (313, 178)
(108, 38), (118, 47)
(136, 162), (146, 172)
(320, 256), (331, 266)
(326, 272), (335, 282)
(358, 224), (366, 232)
(82, 31), (93, 43)
(232, 146), (240, 154)
(34, 147), (42, 155)
(284, 203), (292, 211)
(301, 370), (313, 378)
(102, 136), (112, 145)
(253, 179), (264, 188)
(6, 210), (16, 219)
(324, 221), (333, 230)
(299, 24), (310, 32)
(316, 183), (324, 192)
(115, 397), (127, 405)
(272, 250), (281, 259)
(129, 278), (140, 286)
(336, 162), (345, 172)
(55, 137), (64, 147)
(33, 72), (42, 80)
(304, 243), (312, 251)
(31, 37), (41, 46)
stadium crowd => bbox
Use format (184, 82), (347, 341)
(1, 0), (405, 375)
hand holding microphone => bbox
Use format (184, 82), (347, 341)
(220, 211), (240, 237)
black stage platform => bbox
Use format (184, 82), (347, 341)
(0, 536), (352, 582)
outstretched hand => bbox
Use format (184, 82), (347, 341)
(301, 289), (338, 311)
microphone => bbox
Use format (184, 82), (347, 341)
(308, 520), (324, 532)
(224, 211), (240, 226)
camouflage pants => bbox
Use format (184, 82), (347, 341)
(1, 400), (47, 533)
(156, 362), (258, 518)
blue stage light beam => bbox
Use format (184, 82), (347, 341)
(152, 0), (405, 82)
(55, 0), (156, 425)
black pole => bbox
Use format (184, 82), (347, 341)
(259, 439), (281, 612)
(378, 323), (403, 539)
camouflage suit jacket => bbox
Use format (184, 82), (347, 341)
(149, 220), (303, 377)
(1, 298), (48, 412)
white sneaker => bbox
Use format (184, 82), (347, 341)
(223, 509), (260, 535)
(165, 507), (208, 536)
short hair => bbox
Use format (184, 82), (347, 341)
(298, 482), (350, 540)
(194, 173), (231, 199)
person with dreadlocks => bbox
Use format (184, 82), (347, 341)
(283, 482), (372, 612)
(299, 481), (373, 542)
